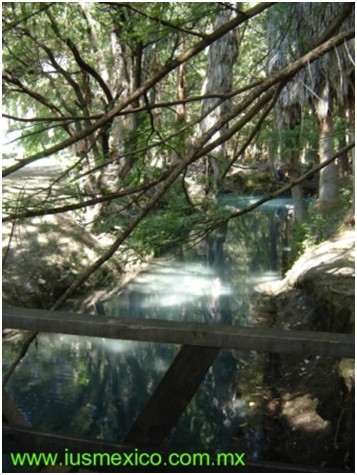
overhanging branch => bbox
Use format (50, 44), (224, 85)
(222, 142), (355, 225)
(2, 2), (276, 178)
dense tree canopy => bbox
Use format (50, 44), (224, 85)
(267, 2), (355, 219)
(2, 2), (355, 308)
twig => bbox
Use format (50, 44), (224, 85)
(334, 408), (345, 449)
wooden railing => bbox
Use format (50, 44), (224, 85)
(2, 306), (355, 472)
(3, 306), (354, 357)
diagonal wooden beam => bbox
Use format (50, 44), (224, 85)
(2, 389), (30, 427)
(124, 345), (220, 447)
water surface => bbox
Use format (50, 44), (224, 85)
(4, 196), (294, 460)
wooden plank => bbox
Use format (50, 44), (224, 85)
(124, 345), (220, 447)
(3, 306), (355, 357)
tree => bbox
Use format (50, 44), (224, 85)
(2, 2), (354, 311)
(267, 2), (354, 216)
(199, 6), (238, 196)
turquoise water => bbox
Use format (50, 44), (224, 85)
(3, 196), (294, 465)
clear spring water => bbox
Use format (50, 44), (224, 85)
(3, 196), (295, 464)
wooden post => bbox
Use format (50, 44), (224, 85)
(124, 345), (220, 447)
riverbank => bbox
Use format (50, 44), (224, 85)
(2, 160), (149, 310)
(258, 228), (355, 333)
(255, 228), (354, 470)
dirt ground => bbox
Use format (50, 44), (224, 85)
(2, 161), (143, 309)
(256, 228), (355, 471)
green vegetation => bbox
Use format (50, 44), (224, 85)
(2, 2), (354, 308)
(291, 186), (353, 258)
(292, 209), (330, 257)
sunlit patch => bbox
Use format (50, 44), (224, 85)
(218, 195), (296, 212)
(96, 338), (136, 354)
(282, 393), (329, 432)
(326, 266), (354, 276)
(122, 261), (232, 308)
(158, 294), (184, 307)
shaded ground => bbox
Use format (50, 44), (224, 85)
(2, 161), (143, 309)
(256, 229), (355, 471)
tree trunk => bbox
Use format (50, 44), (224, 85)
(337, 106), (352, 176)
(200, 8), (238, 196)
(281, 106), (306, 223)
(176, 35), (186, 125)
(107, 28), (142, 182)
(346, 80), (355, 208)
(291, 183), (306, 222)
(318, 112), (339, 203)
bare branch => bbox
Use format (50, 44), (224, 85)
(2, 84), (263, 124)
(2, 171), (172, 223)
(219, 96), (277, 185)
(2, 72), (64, 117)
(115, 3), (207, 39)
(2, 2), (275, 178)
(5, 25), (353, 179)
(222, 142), (355, 226)
(3, 141), (353, 387)
(65, 38), (114, 104)
(2, 113), (97, 123)
(20, 27), (87, 109)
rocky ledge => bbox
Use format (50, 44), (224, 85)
(256, 229), (355, 470)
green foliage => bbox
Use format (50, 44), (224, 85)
(91, 202), (128, 235)
(256, 113), (319, 167)
(117, 191), (232, 257)
(130, 194), (198, 256)
(234, 6), (268, 85)
(291, 210), (328, 256)
(340, 187), (353, 209)
(256, 125), (279, 151)
(92, 266), (116, 287)
(291, 187), (352, 259)
(38, 220), (55, 233)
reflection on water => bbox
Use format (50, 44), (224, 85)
(104, 261), (231, 321)
(103, 261), (234, 326)
(4, 333), (179, 442)
(3, 196), (295, 461)
(217, 194), (295, 211)
(103, 197), (293, 327)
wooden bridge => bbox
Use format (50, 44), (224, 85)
(3, 305), (355, 472)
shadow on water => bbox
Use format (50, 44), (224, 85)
(6, 196), (345, 469)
